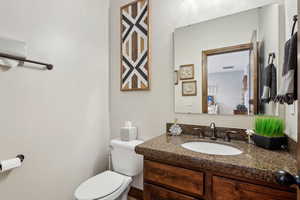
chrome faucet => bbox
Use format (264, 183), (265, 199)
(210, 122), (217, 140)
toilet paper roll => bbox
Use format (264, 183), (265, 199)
(0, 158), (22, 172)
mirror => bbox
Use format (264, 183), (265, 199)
(174, 3), (284, 116)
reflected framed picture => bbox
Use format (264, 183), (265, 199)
(182, 80), (197, 96)
(174, 70), (179, 85)
(179, 64), (194, 80)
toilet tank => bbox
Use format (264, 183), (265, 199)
(110, 139), (144, 177)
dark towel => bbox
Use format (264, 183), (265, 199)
(261, 63), (277, 103)
(275, 32), (298, 104)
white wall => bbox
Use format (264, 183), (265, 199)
(0, 0), (110, 199)
(174, 9), (259, 113)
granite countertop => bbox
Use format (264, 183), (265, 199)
(135, 134), (297, 184)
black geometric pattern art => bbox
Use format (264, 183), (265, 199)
(121, 0), (150, 91)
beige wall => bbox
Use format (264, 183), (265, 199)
(0, 0), (110, 199)
(110, 0), (288, 141)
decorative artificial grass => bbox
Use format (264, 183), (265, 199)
(254, 116), (285, 137)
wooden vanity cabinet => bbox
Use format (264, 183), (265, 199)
(143, 160), (296, 200)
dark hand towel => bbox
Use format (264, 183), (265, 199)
(275, 32), (298, 104)
(261, 63), (277, 103)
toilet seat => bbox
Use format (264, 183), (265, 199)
(75, 171), (132, 200)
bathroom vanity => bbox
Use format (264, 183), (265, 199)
(135, 126), (297, 200)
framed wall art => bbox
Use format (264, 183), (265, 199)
(120, 0), (150, 91)
(182, 80), (197, 96)
(179, 64), (194, 80)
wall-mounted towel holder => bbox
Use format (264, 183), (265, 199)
(0, 53), (53, 70)
(268, 53), (275, 64)
(291, 15), (298, 37)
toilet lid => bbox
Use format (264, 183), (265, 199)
(75, 171), (125, 200)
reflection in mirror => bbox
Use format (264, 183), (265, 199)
(174, 3), (284, 116)
(204, 49), (251, 115)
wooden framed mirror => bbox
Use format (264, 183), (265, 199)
(201, 42), (258, 115)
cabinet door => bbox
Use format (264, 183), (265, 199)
(144, 160), (204, 197)
(212, 176), (296, 200)
(144, 183), (199, 200)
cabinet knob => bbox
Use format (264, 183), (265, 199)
(275, 170), (300, 188)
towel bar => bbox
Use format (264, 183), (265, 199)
(0, 53), (53, 70)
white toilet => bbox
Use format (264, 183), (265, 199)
(74, 139), (144, 200)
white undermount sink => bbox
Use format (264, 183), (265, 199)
(181, 141), (242, 156)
